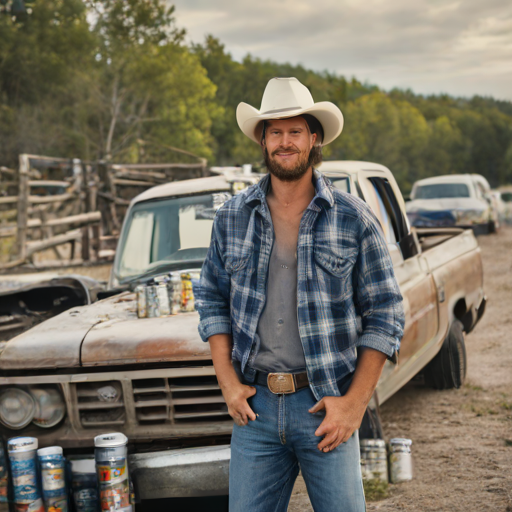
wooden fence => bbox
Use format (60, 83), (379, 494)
(0, 153), (207, 270)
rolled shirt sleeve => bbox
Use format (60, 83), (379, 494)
(195, 214), (232, 342)
(352, 212), (405, 361)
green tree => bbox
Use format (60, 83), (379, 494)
(82, 0), (219, 162)
(0, 0), (95, 165)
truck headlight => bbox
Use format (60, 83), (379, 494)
(0, 388), (35, 429)
(30, 387), (66, 428)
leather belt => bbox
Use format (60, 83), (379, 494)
(251, 371), (309, 394)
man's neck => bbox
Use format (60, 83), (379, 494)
(267, 167), (316, 210)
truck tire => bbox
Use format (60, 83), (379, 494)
(424, 320), (467, 390)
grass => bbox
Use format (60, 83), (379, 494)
(363, 478), (389, 501)
(500, 401), (512, 411)
(468, 404), (498, 416)
(463, 383), (485, 392)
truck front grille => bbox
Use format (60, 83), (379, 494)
(132, 376), (229, 425)
(1, 366), (233, 446)
(76, 380), (126, 427)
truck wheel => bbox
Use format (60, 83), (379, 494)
(424, 320), (467, 390)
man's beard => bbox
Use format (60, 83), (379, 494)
(263, 145), (322, 182)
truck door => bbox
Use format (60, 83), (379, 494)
(358, 174), (438, 367)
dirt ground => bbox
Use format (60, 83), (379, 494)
(289, 227), (512, 512)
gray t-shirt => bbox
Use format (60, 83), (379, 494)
(252, 229), (306, 373)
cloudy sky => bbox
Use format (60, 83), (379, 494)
(169, 0), (512, 101)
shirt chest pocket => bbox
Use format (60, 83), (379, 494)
(313, 246), (357, 303)
(224, 244), (254, 275)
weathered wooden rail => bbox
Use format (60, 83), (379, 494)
(0, 149), (208, 270)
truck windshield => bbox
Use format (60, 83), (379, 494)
(414, 183), (470, 199)
(115, 192), (231, 282)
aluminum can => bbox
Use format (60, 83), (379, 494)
(69, 457), (99, 512)
(0, 442), (8, 510)
(167, 274), (181, 315)
(135, 286), (146, 318)
(189, 272), (201, 301)
(37, 446), (68, 512)
(7, 437), (44, 512)
(94, 433), (132, 512)
(145, 284), (160, 318)
(154, 277), (171, 317)
(359, 438), (388, 482)
(180, 273), (195, 312)
(389, 438), (413, 483)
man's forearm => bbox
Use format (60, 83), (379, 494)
(208, 333), (239, 390)
(209, 334), (257, 426)
(345, 347), (388, 409)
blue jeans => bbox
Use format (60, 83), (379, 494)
(229, 385), (366, 512)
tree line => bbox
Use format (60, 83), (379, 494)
(1, 0), (511, 192)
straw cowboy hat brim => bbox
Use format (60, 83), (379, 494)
(236, 77), (344, 146)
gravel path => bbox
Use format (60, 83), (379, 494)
(289, 227), (512, 511)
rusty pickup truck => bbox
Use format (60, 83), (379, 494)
(0, 162), (486, 501)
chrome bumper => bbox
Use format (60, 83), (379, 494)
(128, 445), (230, 499)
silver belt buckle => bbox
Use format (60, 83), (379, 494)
(267, 373), (296, 394)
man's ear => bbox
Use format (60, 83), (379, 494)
(310, 132), (317, 148)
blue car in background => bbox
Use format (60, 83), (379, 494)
(406, 174), (499, 234)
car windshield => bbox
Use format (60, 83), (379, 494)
(414, 183), (470, 199)
(115, 192), (231, 282)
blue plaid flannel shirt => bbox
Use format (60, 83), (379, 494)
(196, 170), (405, 400)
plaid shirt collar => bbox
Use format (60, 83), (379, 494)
(244, 168), (335, 212)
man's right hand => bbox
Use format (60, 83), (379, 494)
(222, 382), (257, 426)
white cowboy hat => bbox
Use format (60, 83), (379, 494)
(236, 77), (344, 146)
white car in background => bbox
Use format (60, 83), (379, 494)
(494, 188), (512, 225)
(406, 174), (499, 234)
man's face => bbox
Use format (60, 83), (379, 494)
(262, 117), (317, 182)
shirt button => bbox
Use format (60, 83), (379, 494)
(278, 319), (284, 325)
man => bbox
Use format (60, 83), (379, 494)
(197, 77), (405, 511)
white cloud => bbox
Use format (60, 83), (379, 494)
(169, 0), (512, 100)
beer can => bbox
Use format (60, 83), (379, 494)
(167, 274), (181, 315)
(69, 456), (99, 512)
(156, 283), (170, 316)
(135, 286), (146, 318)
(94, 433), (132, 512)
(360, 439), (388, 482)
(0, 441), (9, 508)
(37, 446), (68, 512)
(180, 273), (195, 312)
(145, 284), (160, 318)
(389, 438), (413, 483)
(7, 437), (44, 512)
(153, 276), (171, 317)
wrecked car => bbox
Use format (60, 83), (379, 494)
(0, 273), (103, 342)
(406, 173), (499, 234)
(0, 162), (486, 501)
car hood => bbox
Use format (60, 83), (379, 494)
(0, 292), (210, 370)
(406, 198), (486, 212)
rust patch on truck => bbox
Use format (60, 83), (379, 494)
(81, 313), (211, 366)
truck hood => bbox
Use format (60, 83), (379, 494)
(0, 292), (210, 370)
